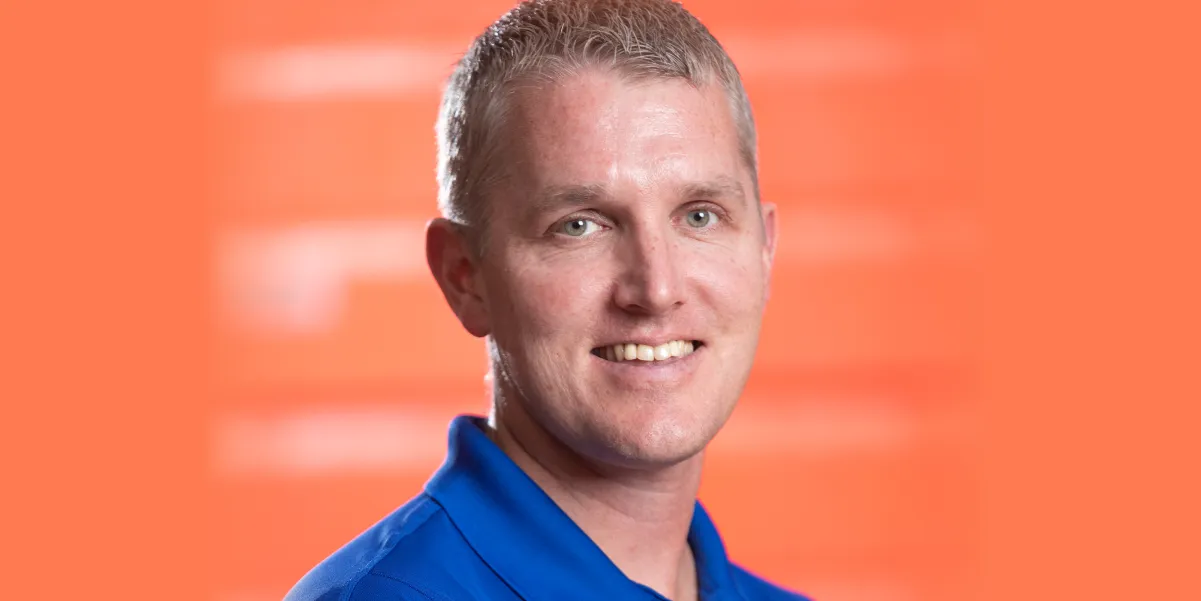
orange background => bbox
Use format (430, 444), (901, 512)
(211, 1), (974, 599)
(3, 1), (1198, 601)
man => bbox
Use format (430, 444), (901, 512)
(286, 1), (808, 599)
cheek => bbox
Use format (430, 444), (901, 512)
(493, 255), (610, 338)
(691, 244), (768, 319)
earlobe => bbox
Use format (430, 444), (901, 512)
(425, 218), (492, 338)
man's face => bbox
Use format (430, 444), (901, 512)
(465, 70), (775, 467)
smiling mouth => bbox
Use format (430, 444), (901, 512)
(590, 340), (704, 363)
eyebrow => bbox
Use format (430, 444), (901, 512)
(679, 176), (746, 204)
(527, 183), (609, 220)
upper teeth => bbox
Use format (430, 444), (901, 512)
(605, 340), (695, 362)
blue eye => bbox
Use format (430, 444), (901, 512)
(559, 218), (601, 237)
(685, 209), (717, 228)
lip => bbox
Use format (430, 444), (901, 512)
(592, 334), (701, 348)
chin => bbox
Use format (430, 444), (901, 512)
(583, 408), (721, 469)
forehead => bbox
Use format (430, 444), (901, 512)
(502, 70), (746, 191)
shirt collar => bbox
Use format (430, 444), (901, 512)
(424, 415), (742, 601)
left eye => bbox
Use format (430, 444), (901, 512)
(685, 209), (717, 228)
(558, 218), (602, 237)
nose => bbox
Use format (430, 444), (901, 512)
(612, 221), (686, 316)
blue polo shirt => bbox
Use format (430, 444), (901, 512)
(285, 415), (810, 601)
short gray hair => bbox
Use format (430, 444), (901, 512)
(435, 0), (759, 236)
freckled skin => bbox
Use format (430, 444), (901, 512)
(437, 69), (777, 470)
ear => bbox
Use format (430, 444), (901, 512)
(759, 201), (778, 268)
(759, 202), (778, 301)
(426, 218), (491, 338)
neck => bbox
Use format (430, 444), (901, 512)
(488, 401), (702, 601)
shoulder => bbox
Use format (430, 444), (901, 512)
(283, 494), (479, 601)
(729, 563), (815, 601)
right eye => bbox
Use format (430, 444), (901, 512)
(557, 218), (602, 237)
